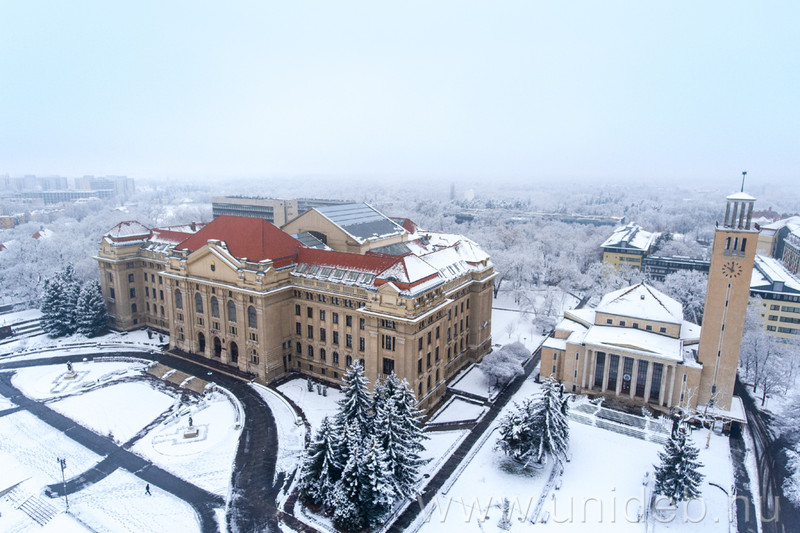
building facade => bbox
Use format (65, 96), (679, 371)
(750, 254), (800, 339)
(96, 204), (495, 411)
(641, 255), (710, 282)
(543, 192), (757, 415)
(601, 223), (660, 270)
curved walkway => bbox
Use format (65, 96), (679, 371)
(0, 349), (281, 533)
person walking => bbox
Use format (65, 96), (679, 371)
(145, 483), (151, 495)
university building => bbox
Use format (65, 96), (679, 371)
(95, 203), (495, 410)
(601, 223), (660, 270)
(750, 254), (800, 339)
(543, 192), (758, 418)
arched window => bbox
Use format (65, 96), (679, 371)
(227, 300), (237, 322)
(211, 297), (220, 318)
(248, 305), (257, 329)
(175, 289), (183, 310)
(195, 293), (203, 314)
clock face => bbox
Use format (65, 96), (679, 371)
(721, 260), (743, 279)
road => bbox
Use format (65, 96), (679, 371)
(0, 350), (281, 533)
(736, 377), (800, 533)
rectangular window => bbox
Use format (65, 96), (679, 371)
(320, 328), (327, 341)
(606, 318), (612, 324)
(296, 342), (301, 354)
(435, 326), (440, 339)
(636, 360), (649, 397)
(307, 325), (313, 339)
(427, 331), (432, 345)
(659, 327), (667, 333)
(320, 310), (326, 321)
(128, 273), (135, 283)
(418, 338), (423, 350)
(333, 312), (339, 324)
(645, 325), (652, 331)
(346, 315), (353, 327)
(145, 287), (149, 297)
(333, 331), (339, 344)
(650, 363), (663, 401)
(346, 334), (353, 348)
(359, 318), (365, 330)
(594, 352), (606, 388)
(110, 287), (115, 299)
(333, 352), (339, 364)
(607, 354), (619, 391)
(417, 359), (422, 375)
(435, 347), (439, 361)
(426, 353), (431, 368)
(307, 307), (313, 318)
(295, 304), (301, 316)
(129, 288), (136, 298)
(359, 337), (365, 351)
(382, 358), (395, 375)
(296, 322), (301, 335)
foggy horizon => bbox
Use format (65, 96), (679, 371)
(1, 2), (798, 186)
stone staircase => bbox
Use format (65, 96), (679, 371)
(0, 318), (43, 347)
(5, 486), (59, 526)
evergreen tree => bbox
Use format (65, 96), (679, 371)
(654, 426), (705, 503)
(374, 376), (428, 494)
(39, 276), (62, 337)
(298, 417), (341, 507)
(76, 280), (107, 337)
(336, 361), (372, 437)
(53, 265), (80, 336)
(331, 423), (367, 530)
(359, 434), (396, 527)
(497, 377), (570, 466)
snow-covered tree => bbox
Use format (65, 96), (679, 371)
(654, 426), (704, 503)
(374, 375), (428, 494)
(655, 270), (707, 324)
(298, 416), (341, 507)
(76, 280), (107, 336)
(480, 346), (524, 387)
(336, 361), (372, 437)
(497, 377), (570, 466)
(40, 265), (80, 337)
(331, 423), (367, 530)
(359, 434), (396, 527)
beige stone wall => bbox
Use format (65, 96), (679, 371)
(593, 312), (681, 338)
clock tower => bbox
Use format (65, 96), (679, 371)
(697, 191), (757, 410)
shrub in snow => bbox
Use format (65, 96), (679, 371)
(497, 377), (570, 467)
(503, 341), (530, 361)
(306, 378), (314, 392)
(653, 425), (704, 503)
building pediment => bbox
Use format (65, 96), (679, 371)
(185, 242), (243, 283)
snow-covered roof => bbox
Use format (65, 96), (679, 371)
(680, 321), (701, 342)
(596, 283), (683, 324)
(564, 308), (595, 328)
(105, 221), (151, 240)
(601, 223), (659, 252)
(583, 325), (684, 362)
(543, 337), (566, 351)
(726, 192), (756, 201)
(751, 254), (800, 293)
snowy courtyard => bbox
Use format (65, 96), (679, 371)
(0, 357), (242, 532)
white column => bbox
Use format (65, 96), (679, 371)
(601, 353), (610, 392)
(582, 350), (590, 389)
(615, 356), (623, 396)
(643, 360), (654, 401)
(667, 366), (677, 408)
(659, 365), (668, 406)
(588, 350), (596, 389)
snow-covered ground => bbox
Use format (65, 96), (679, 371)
(277, 377), (342, 433)
(491, 287), (578, 351)
(0, 326), (166, 360)
(251, 383), (306, 477)
(449, 364), (500, 401)
(0, 358), (241, 531)
(429, 397), (487, 425)
(417, 374), (735, 533)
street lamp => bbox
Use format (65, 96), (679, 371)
(56, 457), (69, 511)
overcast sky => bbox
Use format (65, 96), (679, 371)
(1, 1), (798, 185)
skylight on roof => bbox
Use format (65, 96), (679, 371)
(360, 273), (375, 284)
(346, 271), (359, 282)
(332, 269), (345, 279)
(320, 267), (333, 278)
(296, 263), (309, 273)
(307, 265), (320, 275)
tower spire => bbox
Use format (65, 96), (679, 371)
(740, 171), (747, 193)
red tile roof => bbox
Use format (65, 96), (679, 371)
(297, 248), (399, 273)
(150, 228), (195, 245)
(177, 216), (302, 265)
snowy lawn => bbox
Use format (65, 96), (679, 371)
(417, 375), (735, 533)
(0, 391), (14, 410)
(429, 397), (487, 425)
(277, 377), (342, 433)
(0, 328), (167, 358)
(49, 381), (177, 444)
(251, 383), (306, 477)
(418, 429), (470, 484)
(11, 360), (148, 400)
(131, 390), (242, 496)
(449, 364), (499, 401)
(68, 469), (201, 533)
(0, 410), (103, 483)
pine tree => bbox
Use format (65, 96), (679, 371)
(336, 361), (372, 437)
(39, 276), (62, 337)
(375, 376), (428, 494)
(298, 417), (341, 507)
(654, 426), (705, 503)
(76, 280), (107, 337)
(53, 265), (80, 336)
(497, 377), (570, 466)
(332, 423), (367, 531)
(359, 434), (396, 527)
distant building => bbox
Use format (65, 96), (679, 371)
(96, 203), (495, 412)
(756, 215), (800, 262)
(211, 196), (353, 226)
(74, 175), (135, 197)
(0, 213), (28, 229)
(750, 254), (800, 339)
(211, 197), (299, 226)
(642, 255), (710, 282)
(601, 223), (660, 270)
